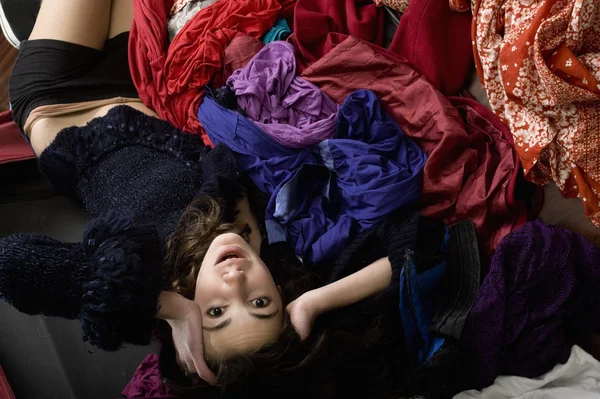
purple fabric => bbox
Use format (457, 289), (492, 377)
(199, 89), (426, 265)
(228, 41), (339, 148)
(122, 354), (170, 398)
(461, 220), (600, 389)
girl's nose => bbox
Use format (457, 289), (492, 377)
(222, 268), (246, 284)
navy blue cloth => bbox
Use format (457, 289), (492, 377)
(400, 228), (449, 365)
(198, 89), (427, 264)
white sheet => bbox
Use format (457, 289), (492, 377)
(454, 346), (600, 399)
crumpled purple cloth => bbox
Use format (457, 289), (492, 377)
(122, 354), (170, 398)
(228, 41), (339, 148)
(460, 220), (600, 389)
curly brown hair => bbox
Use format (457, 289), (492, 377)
(159, 196), (410, 398)
(163, 196), (251, 300)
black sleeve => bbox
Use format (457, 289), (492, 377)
(194, 144), (267, 224)
(0, 212), (164, 351)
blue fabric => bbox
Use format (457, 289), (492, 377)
(400, 229), (450, 364)
(262, 19), (291, 44)
(198, 89), (427, 264)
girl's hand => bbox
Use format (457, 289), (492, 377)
(286, 292), (319, 341)
(165, 301), (216, 384)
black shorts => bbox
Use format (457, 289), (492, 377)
(9, 32), (138, 132)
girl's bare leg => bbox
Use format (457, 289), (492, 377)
(29, 0), (112, 50)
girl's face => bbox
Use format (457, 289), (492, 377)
(194, 233), (284, 359)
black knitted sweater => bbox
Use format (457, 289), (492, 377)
(0, 106), (247, 351)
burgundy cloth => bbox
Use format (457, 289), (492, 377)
(387, 0), (473, 96)
(129, 0), (295, 146)
(223, 34), (265, 80)
(301, 37), (526, 254)
(122, 354), (170, 398)
(460, 220), (600, 388)
(0, 366), (15, 399)
(0, 110), (35, 164)
(290, 0), (383, 68)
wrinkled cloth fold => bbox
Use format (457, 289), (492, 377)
(262, 19), (291, 44)
(455, 345), (600, 399)
(122, 354), (170, 398)
(198, 89), (426, 265)
(291, 0), (472, 95)
(129, 0), (295, 146)
(387, 0), (473, 95)
(301, 37), (526, 253)
(223, 34), (265, 79)
(227, 41), (339, 148)
(290, 0), (383, 68)
(167, 0), (218, 42)
(472, 0), (600, 225)
(460, 220), (600, 389)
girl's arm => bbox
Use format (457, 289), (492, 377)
(287, 257), (392, 340)
(307, 257), (392, 314)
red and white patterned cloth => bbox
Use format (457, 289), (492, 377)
(472, 0), (600, 225)
(170, 0), (193, 15)
(375, 0), (469, 13)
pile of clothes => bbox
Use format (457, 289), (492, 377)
(123, 0), (600, 397)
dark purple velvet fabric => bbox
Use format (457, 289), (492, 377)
(122, 354), (169, 398)
(460, 220), (600, 389)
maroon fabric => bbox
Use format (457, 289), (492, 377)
(223, 34), (265, 80)
(0, 366), (15, 399)
(302, 37), (526, 254)
(290, 0), (383, 68)
(129, 0), (295, 146)
(388, 0), (473, 96)
(0, 110), (35, 164)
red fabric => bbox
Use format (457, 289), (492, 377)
(0, 366), (15, 399)
(387, 0), (473, 96)
(223, 34), (265, 80)
(0, 110), (35, 165)
(129, 0), (295, 146)
(302, 37), (527, 254)
(290, 0), (383, 68)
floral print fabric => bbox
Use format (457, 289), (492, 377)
(472, 0), (600, 225)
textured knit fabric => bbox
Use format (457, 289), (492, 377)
(198, 90), (426, 265)
(262, 19), (291, 44)
(301, 36), (527, 254)
(226, 41), (339, 148)
(472, 0), (600, 227)
(1, 106), (244, 351)
(128, 0), (295, 145)
(460, 220), (600, 389)
(0, 213), (163, 351)
(38, 105), (241, 242)
(455, 346), (600, 399)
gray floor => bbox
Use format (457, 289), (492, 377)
(0, 160), (157, 399)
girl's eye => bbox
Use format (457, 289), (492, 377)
(251, 297), (271, 308)
(207, 307), (224, 317)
